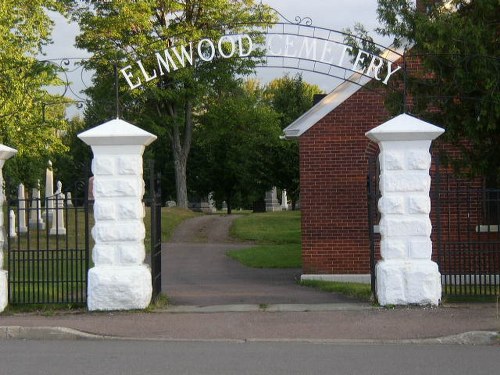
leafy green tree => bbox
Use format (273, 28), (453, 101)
(376, 0), (500, 182)
(190, 82), (281, 214)
(0, 0), (72, 186)
(264, 74), (323, 208)
(73, 0), (275, 207)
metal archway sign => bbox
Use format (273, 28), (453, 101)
(119, 6), (404, 91)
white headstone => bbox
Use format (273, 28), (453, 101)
(265, 187), (281, 212)
(9, 210), (17, 238)
(66, 191), (73, 207)
(49, 181), (66, 236)
(29, 181), (45, 230)
(45, 160), (54, 221)
(17, 183), (28, 233)
(281, 189), (288, 211)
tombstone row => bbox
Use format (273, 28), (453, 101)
(10, 161), (73, 238)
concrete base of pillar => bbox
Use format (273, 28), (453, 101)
(87, 265), (152, 311)
(0, 270), (7, 313)
(376, 260), (441, 306)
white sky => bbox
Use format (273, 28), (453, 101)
(43, 1), (388, 116)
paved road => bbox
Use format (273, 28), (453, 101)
(1, 340), (498, 375)
(162, 215), (357, 306)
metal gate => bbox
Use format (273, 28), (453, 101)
(367, 155), (380, 300)
(145, 160), (162, 301)
(6, 168), (91, 305)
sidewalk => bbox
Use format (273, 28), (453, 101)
(1, 302), (498, 344)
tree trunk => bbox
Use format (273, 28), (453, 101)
(169, 100), (193, 209)
(174, 156), (188, 209)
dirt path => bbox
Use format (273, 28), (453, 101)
(162, 214), (359, 306)
(169, 215), (242, 243)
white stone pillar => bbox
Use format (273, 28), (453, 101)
(78, 118), (157, 311)
(366, 114), (444, 306)
(0, 144), (17, 313)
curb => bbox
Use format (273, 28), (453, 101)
(1, 326), (498, 345)
(0, 326), (106, 341)
(161, 303), (373, 313)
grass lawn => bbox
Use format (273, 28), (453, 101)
(300, 280), (373, 301)
(227, 211), (302, 268)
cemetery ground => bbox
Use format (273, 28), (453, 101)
(4, 207), (495, 313)
(1, 209), (498, 346)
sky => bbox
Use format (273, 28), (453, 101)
(43, 0), (388, 116)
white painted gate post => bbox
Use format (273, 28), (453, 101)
(0, 145), (18, 313)
(366, 114), (444, 306)
(78, 119), (157, 311)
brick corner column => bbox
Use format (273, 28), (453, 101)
(78, 119), (157, 311)
(366, 114), (444, 306)
(0, 144), (18, 313)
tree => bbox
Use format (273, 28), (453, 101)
(73, 0), (275, 207)
(0, 0), (72, 186)
(190, 81), (281, 214)
(376, 0), (500, 182)
(264, 74), (323, 208)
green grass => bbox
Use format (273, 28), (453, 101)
(300, 280), (373, 301)
(227, 211), (302, 268)
(230, 211), (301, 244)
(228, 243), (302, 268)
(442, 284), (499, 303)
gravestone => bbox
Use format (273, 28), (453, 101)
(9, 210), (16, 238)
(265, 187), (281, 212)
(17, 183), (28, 233)
(66, 191), (73, 207)
(281, 189), (288, 211)
(49, 181), (66, 236)
(29, 181), (45, 230)
(45, 160), (54, 221)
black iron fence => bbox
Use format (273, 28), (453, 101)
(433, 167), (500, 297)
(6, 175), (91, 305)
(5, 161), (163, 306)
(367, 156), (500, 299)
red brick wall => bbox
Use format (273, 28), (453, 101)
(299, 88), (389, 274)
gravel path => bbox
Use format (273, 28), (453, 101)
(162, 214), (359, 306)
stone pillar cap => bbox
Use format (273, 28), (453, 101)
(366, 114), (444, 143)
(0, 144), (18, 160)
(78, 118), (157, 146)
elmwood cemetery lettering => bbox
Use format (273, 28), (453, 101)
(121, 33), (402, 90)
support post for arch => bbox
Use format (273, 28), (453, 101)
(78, 119), (157, 311)
(0, 145), (17, 313)
(366, 114), (443, 306)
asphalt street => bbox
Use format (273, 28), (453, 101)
(0, 340), (499, 375)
